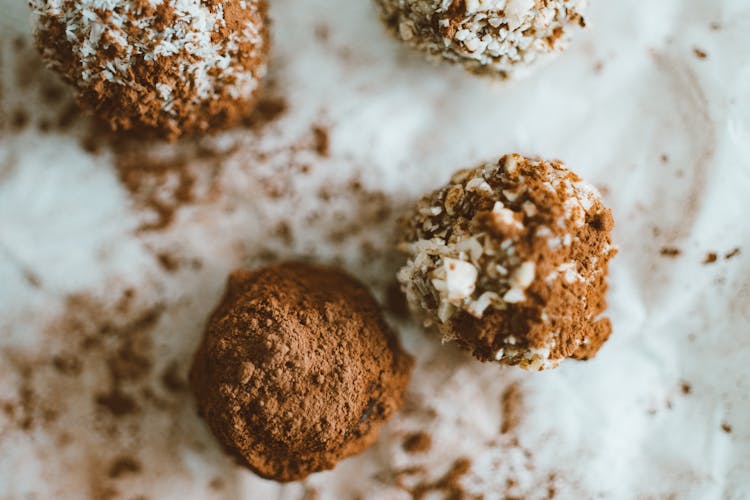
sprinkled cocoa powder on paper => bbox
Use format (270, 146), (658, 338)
(725, 248), (741, 260)
(108, 456), (142, 478)
(0, 288), (222, 496)
(500, 382), (524, 434)
(113, 145), (222, 232)
(412, 457), (474, 499)
(660, 247), (682, 258)
(402, 431), (432, 454)
(704, 252), (718, 264)
(312, 125), (330, 157)
(190, 262), (414, 481)
(693, 48), (708, 59)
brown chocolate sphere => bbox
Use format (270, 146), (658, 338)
(190, 262), (414, 482)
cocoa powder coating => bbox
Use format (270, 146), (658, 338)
(190, 262), (414, 482)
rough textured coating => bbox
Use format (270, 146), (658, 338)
(375, 0), (587, 78)
(397, 154), (616, 370)
(30, 0), (269, 140)
(190, 262), (414, 482)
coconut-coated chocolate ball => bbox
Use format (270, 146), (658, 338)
(376, 0), (587, 78)
(30, 0), (269, 140)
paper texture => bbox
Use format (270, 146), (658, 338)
(0, 0), (748, 498)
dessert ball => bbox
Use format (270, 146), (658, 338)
(190, 262), (414, 482)
(397, 154), (616, 370)
(375, 0), (587, 78)
(30, 0), (269, 139)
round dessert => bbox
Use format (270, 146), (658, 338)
(375, 0), (587, 78)
(30, 0), (269, 140)
(397, 154), (616, 370)
(190, 262), (414, 482)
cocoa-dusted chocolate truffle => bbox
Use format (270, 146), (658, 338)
(190, 262), (414, 482)
(30, 0), (269, 140)
(375, 0), (587, 78)
(397, 154), (616, 370)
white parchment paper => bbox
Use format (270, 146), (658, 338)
(1, 0), (749, 498)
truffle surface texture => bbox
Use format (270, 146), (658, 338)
(375, 0), (587, 78)
(30, 0), (269, 140)
(190, 262), (414, 482)
(397, 154), (616, 370)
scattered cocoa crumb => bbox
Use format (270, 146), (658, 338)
(660, 247), (681, 258)
(314, 23), (330, 42)
(593, 61), (604, 74)
(95, 389), (138, 417)
(274, 221), (294, 246)
(703, 253), (718, 264)
(243, 95), (288, 129)
(23, 269), (43, 288)
(303, 487), (321, 500)
(500, 382), (524, 434)
(108, 456), (142, 478)
(2, 402), (14, 417)
(725, 248), (741, 260)
(56, 102), (80, 129)
(312, 125), (330, 157)
(12, 108), (29, 130)
(52, 354), (83, 376)
(156, 252), (179, 273)
(160, 361), (187, 393)
(546, 472), (558, 499)
(709, 22), (721, 31)
(402, 431), (432, 454)
(38, 119), (51, 133)
(115, 153), (195, 232)
(680, 382), (692, 395)
(13, 35), (26, 50)
(721, 422), (732, 434)
(693, 48), (708, 59)
(660, 154), (669, 164)
(208, 477), (225, 490)
(412, 457), (473, 500)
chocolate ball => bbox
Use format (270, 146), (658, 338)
(397, 154), (616, 370)
(375, 0), (587, 78)
(30, 0), (269, 140)
(190, 262), (414, 482)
